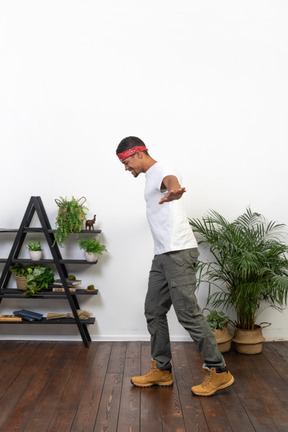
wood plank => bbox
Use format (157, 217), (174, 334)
(117, 342), (141, 432)
(107, 341), (127, 374)
(172, 342), (209, 432)
(218, 349), (255, 432)
(185, 343), (233, 432)
(140, 342), (163, 432)
(254, 344), (288, 404)
(117, 359), (140, 432)
(160, 385), (186, 432)
(0, 341), (38, 399)
(0, 341), (52, 430)
(227, 349), (279, 432)
(93, 342), (126, 432)
(46, 411), (76, 432)
(23, 342), (83, 432)
(0, 341), (27, 385)
(0, 342), (62, 432)
(93, 372), (123, 432)
(70, 342), (113, 432)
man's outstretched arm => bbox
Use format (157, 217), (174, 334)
(159, 175), (186, 204)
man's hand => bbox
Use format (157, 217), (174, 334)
(159, 187), (186, 204)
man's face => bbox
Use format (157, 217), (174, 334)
(122, 153), (141, 178)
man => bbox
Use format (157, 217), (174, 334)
(116, 136), (234, 396)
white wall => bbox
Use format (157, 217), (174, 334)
(0, 0), (287, 342)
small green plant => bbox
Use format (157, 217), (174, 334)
(86, 284), (95, 290)
(204, 309), (230, 330)
(27, 240), (42, 251)
(10, 264), (54, 297)
(10, 263), (28, 277)
(78, 238), (107, 254)
(68, 274), (76, 281)
(54, 196), (88, 247)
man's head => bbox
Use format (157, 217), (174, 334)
(116, 136), (150, 177)
(116, 136), (149, 160)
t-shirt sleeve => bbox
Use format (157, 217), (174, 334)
(156, 162), (180, 191)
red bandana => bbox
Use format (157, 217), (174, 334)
(117, 146), (148, 161)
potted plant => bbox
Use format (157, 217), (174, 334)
(86, 284), (96, 292)
(204, 309), (233, 353)
(9, 263), (28, 291)
(189, 208), (288, 354)
(27, 240), (43, 260)
(10, 264), (55, 297)
(78, 238), (107, 262)
(54, 196), (88, 247)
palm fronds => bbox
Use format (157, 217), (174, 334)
(189, 208), (288, 329)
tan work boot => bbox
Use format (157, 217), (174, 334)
(131, 360), (173, 388)
(191, 367), (234, 396)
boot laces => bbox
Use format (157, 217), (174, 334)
(201, 370), (214, 388)
(144, 365), (158, 378)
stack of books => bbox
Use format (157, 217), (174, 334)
(52, 279), (82, 292)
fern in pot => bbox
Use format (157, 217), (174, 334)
(189, 208), (288, 354)
(78, 238), (107, 262)
(27, 240), (43, 261)
(54, 196), (88, 247)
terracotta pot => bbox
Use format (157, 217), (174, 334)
(232, 324), (269, 354)
(213, 327), (233, 353)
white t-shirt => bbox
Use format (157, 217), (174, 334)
(144, 161), (198, 255)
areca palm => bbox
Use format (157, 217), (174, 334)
(189, 208), (288, 330)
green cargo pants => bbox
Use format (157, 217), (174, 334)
(145, 248), (225, 370)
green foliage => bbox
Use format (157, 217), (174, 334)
(10, 263), (28, 277)
(54, 196), (88, 247)
(78, 238), (107, 254)
(204, 309), (229, 330)
(68, 274), (76, 280)
(189, 208), (288, 330)
(10, 264), (55, 297)
(27, 240), (42, 251)
(87, 284), (95, 290)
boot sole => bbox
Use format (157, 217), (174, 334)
(191, 376), (234, 397)
(130, 379), (174, 388)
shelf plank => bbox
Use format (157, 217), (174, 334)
(9, 259), (98, 264)
(0, 288), (99, 299)
(0, 228), (101, 234)
(0, 317), (95, 324)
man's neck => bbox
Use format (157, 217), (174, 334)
(142, 156), (157, 173)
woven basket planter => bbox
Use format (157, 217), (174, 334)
(232, 324), (270, 354)
(213, 327), (233, 353)
(15, 275), (27, 291)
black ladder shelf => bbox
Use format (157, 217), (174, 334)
(0, 196), (101, 347)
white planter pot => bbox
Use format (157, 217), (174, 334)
(29, 250), (43, 261)
(85, 252), (98, 262)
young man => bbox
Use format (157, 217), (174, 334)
(116, 136), (234, 396)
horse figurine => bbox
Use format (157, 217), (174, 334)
(85, 215), (96, 231)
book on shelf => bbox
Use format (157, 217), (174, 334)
(54, 279), (82, 286)
(0, 314), (22, 322)
(52, 287), (77, 292)
(13, 310), (43, 321)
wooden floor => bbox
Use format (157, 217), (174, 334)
(0, 341), (288, 432)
